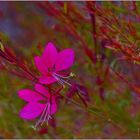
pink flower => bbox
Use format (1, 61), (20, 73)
(34, 42), (74, 85)
(18, 84), (57, 127)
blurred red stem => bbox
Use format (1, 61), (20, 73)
(86, 2), (97, 54)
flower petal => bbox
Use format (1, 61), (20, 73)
(18, 89), (45, 102)
(20, 102), (45, 120)
(42, 42), (58, 69)
(55, 49), (74, 71)
(39, 76), (57, 85)
(35, 84), (50, 98)
(34, 56), (47, 75)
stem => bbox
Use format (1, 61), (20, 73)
(58, 91), (126, 133)
(87, 2), (97, 53)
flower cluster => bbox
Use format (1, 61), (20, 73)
(18, 42), (75, 128)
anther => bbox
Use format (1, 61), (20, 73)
(70, 72), (76, 77)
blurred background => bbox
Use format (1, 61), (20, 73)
(0, 1), (140, 138)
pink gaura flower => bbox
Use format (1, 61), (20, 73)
(34, 42), (74, 86)
(18, 84), (57, 127)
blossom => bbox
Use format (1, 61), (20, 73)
(34, 42), (74, 86)
(18, 84), (57, 127)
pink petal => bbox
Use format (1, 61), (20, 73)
(35, 84), (50, 98)
(55, 49), (74, 71)
(39, 76), (57, 85)
(18, 89), (45, 102)
(42, 42), (58, 69)
(50, 99), (57, 115)
(34, 56), (47, 75)
(20, 102), (45, 120)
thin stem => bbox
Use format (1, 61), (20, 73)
(87, 2), (97, 53)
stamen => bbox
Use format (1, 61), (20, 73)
(41, 103), (51, 126)
(34, 102), (52, 128)
(53, 74), (66, 87)
(52, 73), (72, 87)
(59, 78), (72, 87)
(54, 73), (73, 79)
(70, 72), (76, 77)
(46, 115), (52, 125)
(35, 103), (48, 128)
(52, 73), (75, 86)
